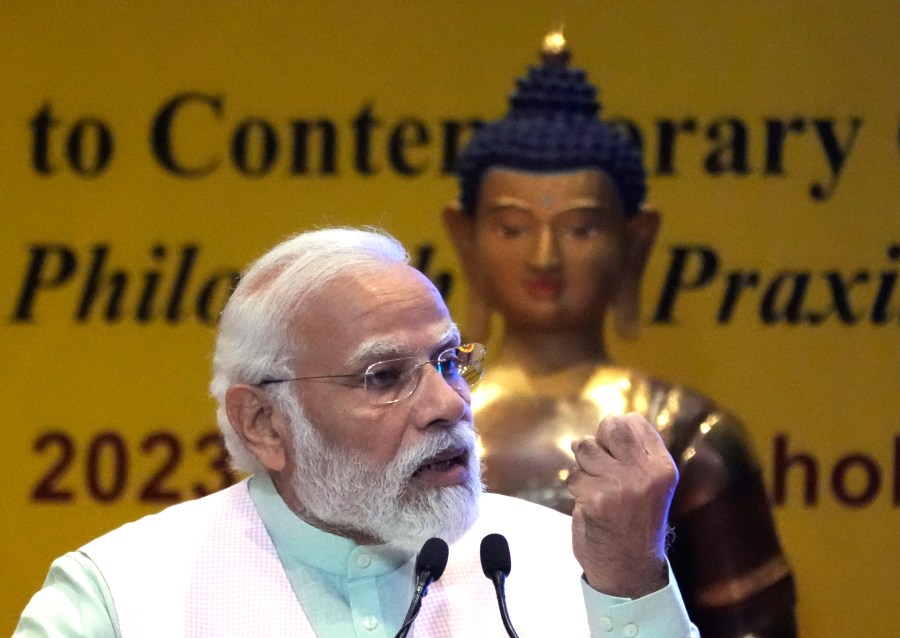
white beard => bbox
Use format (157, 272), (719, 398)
(282, 393), (483, 552)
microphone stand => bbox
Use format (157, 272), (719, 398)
(488, 570), (519, 638)
(395, 568), (435, 638)
(395, 537), (448, 638)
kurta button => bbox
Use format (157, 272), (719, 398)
(356, 554), (372, 568)
(599, 615), (613, 631)
(623, 623), (638, 637)
(362, 616), (378, 630)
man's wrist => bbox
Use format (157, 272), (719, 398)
(583, 556), (669, 598)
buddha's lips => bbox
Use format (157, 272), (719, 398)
(526, 277), (563, 298)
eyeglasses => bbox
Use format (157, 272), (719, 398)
(258, 343), (486, 406)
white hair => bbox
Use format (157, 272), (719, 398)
(209, 227), (410, 473)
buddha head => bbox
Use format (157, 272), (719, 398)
(444, 33), (659, 343)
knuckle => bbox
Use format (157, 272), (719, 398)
(573, 437), (601, 461)
(598, 412), (625, 432)
(609, 424), (634, 447)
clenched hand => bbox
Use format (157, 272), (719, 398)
(567, 412), (678, 598)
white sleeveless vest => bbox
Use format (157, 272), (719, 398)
(82, 481), (591, 637)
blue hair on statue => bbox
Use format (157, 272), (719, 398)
(456, 37), (646, 217)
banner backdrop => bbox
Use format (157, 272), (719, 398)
(2, 2), (897, 635)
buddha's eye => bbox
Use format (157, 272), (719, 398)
(493, 210), (533, 239)
(558, 208), (607, 239)
(561, 223), (600, 239)
(497, 222), (529, 238)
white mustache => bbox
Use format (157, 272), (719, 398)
(391, 422), (476, 479)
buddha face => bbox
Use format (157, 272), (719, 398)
(463, 167), (630, 332)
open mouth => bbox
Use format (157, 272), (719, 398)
(413, 446), (469, 478)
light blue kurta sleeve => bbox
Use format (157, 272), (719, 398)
(581, 563), (699, 638)
(13, 552), (120, 638)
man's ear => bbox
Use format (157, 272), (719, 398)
(442, 204), (491, 343)
(614, 206), (661, 341)
(225, 384), (287, 472)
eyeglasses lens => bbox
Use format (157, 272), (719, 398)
(363, 343), (485, 405)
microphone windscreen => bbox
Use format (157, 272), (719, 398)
(416, 537), (449, 581)
(480, 533), (512, 578)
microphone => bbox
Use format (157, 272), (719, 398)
(394, 537), (449, 638)
(480, 533), (519, 638)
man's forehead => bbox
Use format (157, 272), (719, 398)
(302, 263), (439, 316)
(294, 264), (459, 366)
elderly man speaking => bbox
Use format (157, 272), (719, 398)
(16, 228), (697, 637)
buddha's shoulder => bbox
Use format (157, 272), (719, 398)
(475, 362), (760, 472)
(586, 366), (765, 514)
(620, 369), (764, 514)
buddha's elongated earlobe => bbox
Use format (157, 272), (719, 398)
(463, 279), (493, 344)
(442, 203), (493, 342)
(613, 206), (660, 341)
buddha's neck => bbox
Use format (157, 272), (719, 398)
(497, 324), (611, 376)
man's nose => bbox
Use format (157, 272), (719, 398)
(411, 363), (469, 428)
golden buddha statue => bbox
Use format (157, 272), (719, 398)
(443, 34), (797, 637)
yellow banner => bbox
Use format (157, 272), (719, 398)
(2, 3), (898, 636)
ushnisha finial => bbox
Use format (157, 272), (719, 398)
(541, 30), (570, 67)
